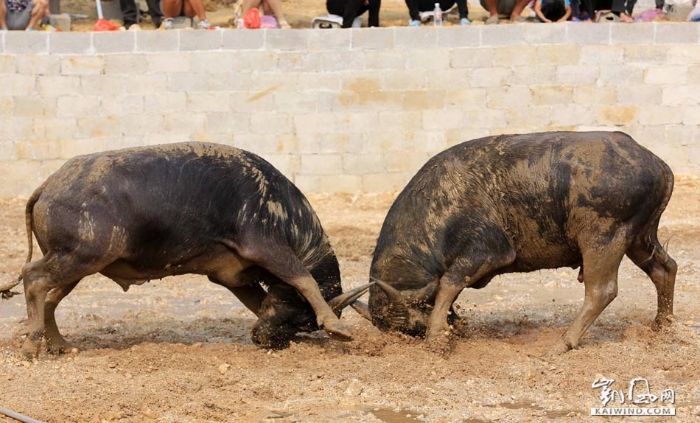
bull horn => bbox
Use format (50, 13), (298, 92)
(351, 301), (372, 321)
(0, 280), (20, 300)
(329, 282), (375, 314)
(370, 277), (404, 304)
(407, 278), (439, 303)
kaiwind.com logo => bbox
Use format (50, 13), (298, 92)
(591, 377), (676, 416)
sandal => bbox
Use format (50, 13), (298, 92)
(485, 16), (499, 24)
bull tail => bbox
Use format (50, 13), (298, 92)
(641, 158), (675, 262)
(1, 182), (46, 299)
(24, 181), (46, 266)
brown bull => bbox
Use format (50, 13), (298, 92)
(5, 142), (370, 357)
(365, 131), (676, 352)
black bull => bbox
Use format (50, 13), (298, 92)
(5, 142), (371, 357)
(366, 131), (677, 352)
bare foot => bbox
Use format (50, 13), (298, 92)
(620, 13), (634, 23)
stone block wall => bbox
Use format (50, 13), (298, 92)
(1, 24), (699, 197)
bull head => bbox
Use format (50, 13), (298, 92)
(357, 277), (440, 337)
(252, 281), (375, 348)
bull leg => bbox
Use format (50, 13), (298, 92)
(236, 243), (351, 341)
(559, 245), (626, 353)
(22, 252), (111, 358)
(276, 275), (350, 340)
(626, 234), (677, 329)
(426, 242), (516, 350)
(22, 260), (50, 359)
(44, 281), (80, 354)
(425, 278), (465, 352)
(208, 270), (268, 317)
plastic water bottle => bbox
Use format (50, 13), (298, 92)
(434, 3), (443, 26)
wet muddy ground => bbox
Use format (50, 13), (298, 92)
(1, 180), (699, 423)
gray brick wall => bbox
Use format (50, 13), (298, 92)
(1, 24), (699, 197)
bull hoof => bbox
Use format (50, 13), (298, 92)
(425, 333), (453, 356)
(21, 338), (42, 360)
(544, 338), (572, 356)
(46, 337), (74, 355)
(322, 320), (352, 341)
(651, 314), (675, 331)
(250, 323), (293, 350)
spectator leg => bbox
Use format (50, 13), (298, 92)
(510, 0), (533, 19)
(578, 0), (593, 17)
(27, 0), (48, 29)
(259, 0), (288, 24)
(571, 0), (580, 17)
(145, 0), (163, 27)
(405, 0), (421, 21)
(161, 0), (184, 19)
(610, 0), (624, 13)
(240, 0), (262, 16)
(367, 0), (380, 26)
(119, 0), (139, 28)
(483, 0), (500, 19)
(183, 0), (206, 20)
(0, 1), (7, 30)
(455, 0), (469, 19)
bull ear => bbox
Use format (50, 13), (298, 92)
(328, 281), (375, 314)
(350, 301), (372, 321)
(370, 277), (404, 304)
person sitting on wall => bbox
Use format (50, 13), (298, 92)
(405, 0), (470, 26)
(0, 0), (48, 30)
(120, 0), (164, 29)
(326, 0), (380, 28)
(161, 0), (211, 29)
(533, 0), (571, 21)
(689, 0), (700, 21)
(577, 0), (635, 21)
(481, 0), (532, 23)
(240, 0), (291, 28)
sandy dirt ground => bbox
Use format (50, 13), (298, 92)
(1, 178), (699, 423)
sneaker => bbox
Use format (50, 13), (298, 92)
(460, 17), (470, 25)
(161, 18), (174, 29)
(409, 20), (420, 27)
(128, 23), (141, 31)
(197, 19), (212, 29)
